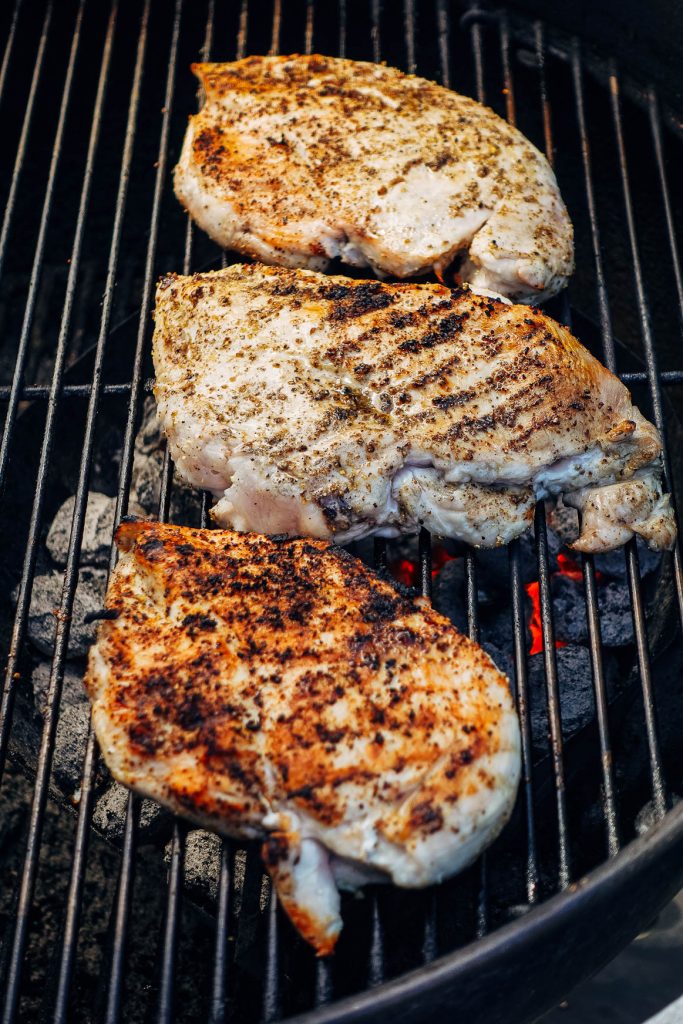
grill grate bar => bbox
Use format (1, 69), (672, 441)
(465, 549), (490, 938)
(104, 797), (141, 1024)
(570, 40), (615, 366)
(609, 66), (667, 449)
(367, 894), (385, 987)
(435, 0), (450, 88)
(419, 530), (439, 961)
(157, 825), (185, 1024)
(468, 6), (486, 104)
(263, 886), (281, 1022)
(0, 0), (52, 289)
(509, 541), (540, 902)
(53, 727), (100, 1022)
(0, 0), (80, 496)
(404, 0), (417, 75)
(535, 505), (572, 889)
(498, 13), (515, 124)
(305, 0), (314, 54)
(209, 842), (233, 1023)
(315, 958), (334, 1007)
(269, 0), (281, 57)
(534, 22), (554, 165)
(0, 0), (22, 111)
(338, 0), (346, 59)
(371, 0), (380, 65)
(648, 89), (683, 326)
(581, 554), (621, 855)
(236, 0), (248, 61)
(463, 7), (494, 937)
(625, 540), (668, 818)
(530, 28), (572, 891)
(0, 368), (679, 406)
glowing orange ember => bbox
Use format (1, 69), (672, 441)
(524, 551), (603, 655)
(556, 551), (584, 581)
(431, 545), (456, 577)
(395, 558), (417, 588)
(525, 580), (567, 656)
(391, 544), (457, 589)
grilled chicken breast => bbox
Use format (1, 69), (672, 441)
(152, 265), (675, 553)
(174, 55), (574, 302)
(85, 520), (521, 954)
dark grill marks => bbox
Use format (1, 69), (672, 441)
(327, 281), (395, 321)
(397, 311), (470, 354)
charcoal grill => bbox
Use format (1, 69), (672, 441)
(1, 1), (683, 1022)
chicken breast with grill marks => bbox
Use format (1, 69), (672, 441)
(174, 55), (574, 302)
(84, 520), (521, 954)
(152, 265), (675, 553)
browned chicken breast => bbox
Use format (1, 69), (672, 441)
(174, 55), (574, 302)
(84, 521), (520, 954)
(152, 265), (675, 553)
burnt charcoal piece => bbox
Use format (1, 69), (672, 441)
(483, 643), (515, 683)
(527, 645), (616, 760)
(46, 492), (145, 568)
(91, 781), (169, 842)
(31, 662), (89, 799)
(455, 526), (560, 599)
(552, 575), (634, 647)
(480, 597), (532, 653)
(432, 558), (467, 632)
(593, 537), (662, 580)
(165, 830), (222, 906)
(18, 566), (107, 659)
(547, 499), (579, 545)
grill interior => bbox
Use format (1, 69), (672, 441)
(1, 1), (683, 1022)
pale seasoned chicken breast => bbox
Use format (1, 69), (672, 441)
(152, 265), (675, 553)
(174, 55), (574, 302)
(84, 520), (521, 954)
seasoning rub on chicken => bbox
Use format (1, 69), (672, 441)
(174, 55), (574, 303)
(84, 520), (521, 954)
(152, 264), (675, 553)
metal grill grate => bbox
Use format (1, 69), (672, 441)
(0, 2), (683, 1022)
